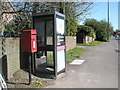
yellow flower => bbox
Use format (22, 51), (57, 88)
(39, 81), (43, 86)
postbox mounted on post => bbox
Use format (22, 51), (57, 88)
(21, 29), (37, 53)
(21, 29), (37, 84)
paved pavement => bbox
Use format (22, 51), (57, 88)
(46, 37), (118, 88)
(118, 39), (120, 89)
(0, 38), (2, 74)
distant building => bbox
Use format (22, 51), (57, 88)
(1, 1), (17, 36)
(116, 29), (120, 35)
(2, 1), (16, 22)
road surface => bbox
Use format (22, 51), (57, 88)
(46, 37), (118, 88)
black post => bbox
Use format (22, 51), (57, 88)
(28, 52), (32, 85)
(32, 53), (36, 74)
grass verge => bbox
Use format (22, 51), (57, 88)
(66, 47), (87, 63)
(77, 41), (102, 46)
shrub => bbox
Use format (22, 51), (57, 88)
(77, 25), (95, 38)
(84, 19), (113, 42)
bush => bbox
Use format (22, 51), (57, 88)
(77, 25), (95, 38)
(85, 19), (113, 42)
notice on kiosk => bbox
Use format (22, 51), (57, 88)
(56, 17), (65, 46)
(57, 50), (65, 72)
(56, 17), (65, 72)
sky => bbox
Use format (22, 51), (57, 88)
(81, 2), (118, 31)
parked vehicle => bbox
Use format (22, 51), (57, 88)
(115, 34), (120, 40)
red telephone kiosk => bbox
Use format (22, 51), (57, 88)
(21, 29), (37, 84)
(33, 11), (66, 79)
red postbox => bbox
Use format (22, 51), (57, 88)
(21, 29), (37, 52)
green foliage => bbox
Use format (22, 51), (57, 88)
(33, 81), (43, 88)
(77, 41), (102, 46)
(47, 54), (54, 66)
(85, 19), (113, 42)
(66, 16), (78, 36)
(66, 47), (87, 63)
(65, 2), (94, 36)
(2, 2), (94, 37)
(77, 25), (95, 38)
(2, 15), (32, 37)
(42, 47), (87, 64)
(84, 19), (98, 31)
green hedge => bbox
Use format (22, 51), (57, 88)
(77, 25), (96, 38)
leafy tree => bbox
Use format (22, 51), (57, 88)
(65, 2), (94, 36)
(66, 14), (78, 36)
(1, 1), (94, 36)
(77, 25), (95, 38)
(84, 18), (113, 41)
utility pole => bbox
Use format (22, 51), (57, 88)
(107, 0), (110, 32)
(107, 0), (110, 40)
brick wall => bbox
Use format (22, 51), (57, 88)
(65, 36), (76, 51)
(2, 37), (20, 79)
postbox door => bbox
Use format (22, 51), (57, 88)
(21, 31), (31, 52)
